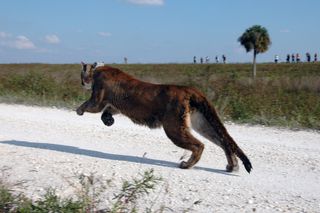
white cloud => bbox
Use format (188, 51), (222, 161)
(0, 33), (10, 47)
(0, 32), (11, 39)
(14, 36), (36, 49)
(45, 34), (60, 44)
(280, 29), (291, 33)
(98, 32), (112, 37)
(0, 33), (36, 50)
(126, 0), (164, 6)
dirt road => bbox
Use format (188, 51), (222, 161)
(0, 104), (319, 212)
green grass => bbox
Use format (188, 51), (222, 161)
(0, 63), (319, 129)
(0, 169), (162, 213)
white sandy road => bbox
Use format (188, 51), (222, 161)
(0, 103), (319, 212)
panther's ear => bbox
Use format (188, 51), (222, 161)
(81, 61), (87, 72)
(92, 62), (97, 69)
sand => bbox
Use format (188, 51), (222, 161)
(0, 103), (319, 212)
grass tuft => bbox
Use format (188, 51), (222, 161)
(0, 169), (163, 213)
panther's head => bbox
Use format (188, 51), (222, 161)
(80, 62), (104, 90)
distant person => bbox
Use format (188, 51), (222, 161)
(205, 56), (210, 63)
(286, 54), (290, 63)
(193, 56), (197, 64)
(291, 54), (295, 63)
(200, 57), (204, 64)
(215, 56), (219, 63)
(124, 57), (128, 64)
(306, 52), (311, 62)
(274, 55), (279, 63)
(296, 53), (300, 63)
(222, 55), (226, 64)
(315, 53), (318, 62)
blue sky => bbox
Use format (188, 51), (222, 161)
(1, 0), (319, 64)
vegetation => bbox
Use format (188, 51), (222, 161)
(0, 169), (162, 212)
(111, 170), (162, 213)
(0, 63), (319, 129)
(238, 25), (271, 78)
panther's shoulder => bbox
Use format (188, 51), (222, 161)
(94, 65), (134, 81)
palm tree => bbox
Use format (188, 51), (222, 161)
(238, 25), (271, 78)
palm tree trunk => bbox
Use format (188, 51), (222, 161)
(252, 50), (257, 79)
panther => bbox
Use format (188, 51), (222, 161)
(76, 62), (252, 173)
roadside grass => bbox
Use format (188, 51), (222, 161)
(0, 169), (163, 213)
(0, 63), (319, 129)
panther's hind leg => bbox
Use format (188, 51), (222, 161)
(162, 113), (204, 169)
(224, 149), (239, 172)
(191, 111), (238, 172)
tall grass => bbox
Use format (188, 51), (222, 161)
(0, 65), (88, 108)
(0, 63), (319, 129)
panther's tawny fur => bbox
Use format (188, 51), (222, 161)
(77, 63), (252, 173)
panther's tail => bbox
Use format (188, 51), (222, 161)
(189, 92), (252, 173)
(235, 145), (253, 173)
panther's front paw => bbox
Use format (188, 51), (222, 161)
(101, 115), (114, 126)
(76, 108), (84, 116)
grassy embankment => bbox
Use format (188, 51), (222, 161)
(0, 63), (319, 129)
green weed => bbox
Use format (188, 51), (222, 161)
(0, 169), (163, 213)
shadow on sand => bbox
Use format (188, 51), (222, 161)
(0, 140), (237, 176)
